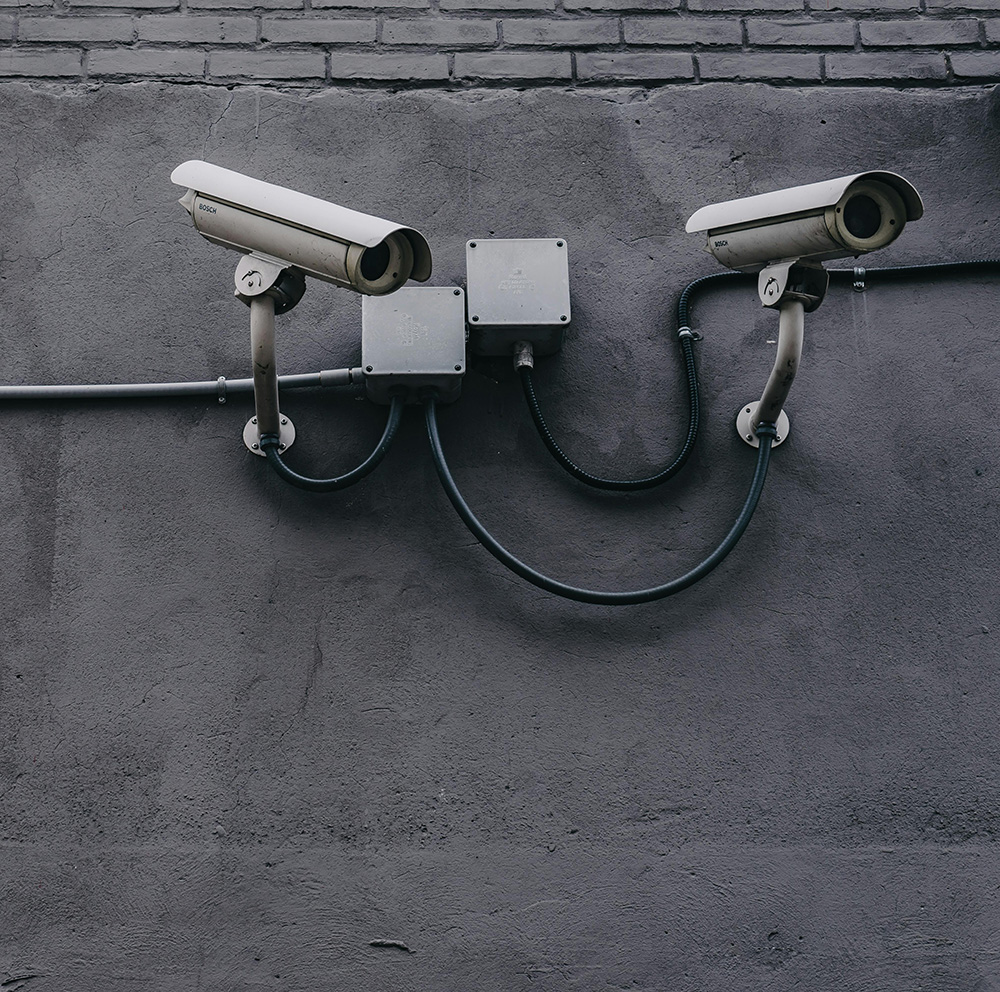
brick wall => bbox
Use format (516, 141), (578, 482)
(0, 1), (997, 86)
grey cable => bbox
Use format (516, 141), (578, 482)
(0, 368), (362, 402)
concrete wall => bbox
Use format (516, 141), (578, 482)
(2, 14), (1000, 992)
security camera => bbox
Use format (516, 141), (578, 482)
(170, 160), (432, 295)
(171, 160), (433, 456)
(687, 171), (923, 449)
(685, 171), (923, 273)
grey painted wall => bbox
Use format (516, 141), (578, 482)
(2, 81), (1000, 990)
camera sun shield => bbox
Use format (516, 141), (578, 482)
(171, 160), (432, 295)
(685, 171), (923, 273)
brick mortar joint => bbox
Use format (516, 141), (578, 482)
(5, 39), (1000, 54)
(0, 10), (1000, 32)
(0, 69), (993, 88)
(5, 10), (999, 20)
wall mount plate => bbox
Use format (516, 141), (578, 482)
(244, 415), (296, 456)
(465, 238), (571, 357)
(737, 402), (789, 448)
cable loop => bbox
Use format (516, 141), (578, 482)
(425, 398), (774, 605)
(519, 331), (700, 491)
(259, 395), (404, 493)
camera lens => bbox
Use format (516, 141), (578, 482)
(843, 194), (881, 240)
(360, 241), (391, 281)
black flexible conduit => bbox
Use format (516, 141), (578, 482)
(521, 270), (749, 490)
(829, 259), (1000, 283)
(519, 342), (698, 490)
(521, 261), (1000, 492)
(259, 395), (404, 493)
(675, 270), (751, 328)
(425, 397), (776, 605)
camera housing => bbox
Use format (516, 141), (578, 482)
(171, 160), (431, 295)
(685, 171), (923, 272)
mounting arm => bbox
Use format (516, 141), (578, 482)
(234, 253), (305, 455)
(737, 259), (828, 448)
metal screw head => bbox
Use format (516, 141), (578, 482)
(252, 442), (259, 449)
(471, 315), (479, 322)
(560, 315), (568, 322)
(469, 241), (477, 248)
(556, 240), (564, 247)
(746, 434), (753, 442)
(280, 417), (288, 425)
(241, 269), (263, 291)
(455, 365), (462, 372)
(278, 443), (286, 451)
(453, 289), (461, 296)
(365, 365), (373, 373)
(251, 417), (258, 424)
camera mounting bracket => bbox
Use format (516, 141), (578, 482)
(234, 253), (306, 313)
(737, 259), (830, 447)
(234, 254), (301, 456)
(737, 297), (803, 448)
(757, 259), (828, 311)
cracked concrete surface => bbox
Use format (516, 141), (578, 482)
(1, 81), (1000, 990)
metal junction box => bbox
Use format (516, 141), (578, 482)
(465, 238), (571, 357)
(361, 287), (467, 405)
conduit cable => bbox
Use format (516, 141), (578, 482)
(675, 270), (750, 329)
(520, 270), (747, 491)
(829, 259), (1000, 285)
(425, 396), (776, 605)
(259, 395), (404, 493)
(520, 261), (998, 493)
(0, 368), (364, 403)
(518, 329), (699, 491)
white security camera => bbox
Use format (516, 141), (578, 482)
(170, 160), (432, 295)
(172, 160), (433, 457)
(687, 171), (923, 449)
(685, 171), (923, 272)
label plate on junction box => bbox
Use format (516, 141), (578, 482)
(362, 287), (466, 405)
(465, 238), (571, 357)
